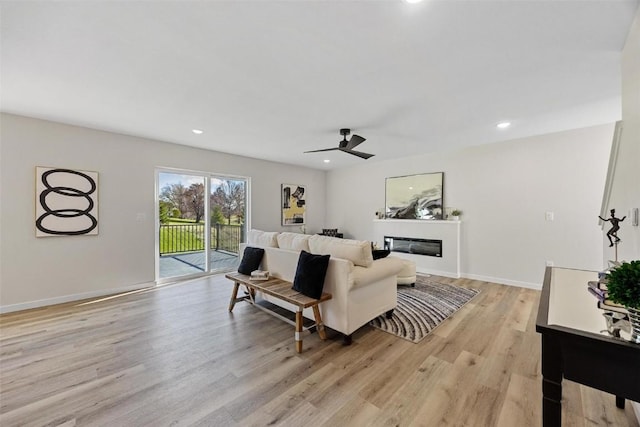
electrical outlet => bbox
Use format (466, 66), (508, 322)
(545, 211), (554, 221)
(545, 260), (554, 267)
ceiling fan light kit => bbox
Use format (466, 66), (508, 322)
(304, 128), (375, 160)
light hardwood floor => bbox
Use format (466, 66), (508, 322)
(1, 274), (638, 427)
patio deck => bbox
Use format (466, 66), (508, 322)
(159, 250), (238, 279)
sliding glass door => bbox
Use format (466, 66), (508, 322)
(156, 170), (248, 282)
(209, 177), (246, 272)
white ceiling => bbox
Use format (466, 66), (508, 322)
(1, 1), (637, 170)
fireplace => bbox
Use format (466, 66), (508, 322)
(374, 219), (459, 277)
(384, 236), (442, 257)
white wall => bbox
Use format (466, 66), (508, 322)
(605, 10), (640, 264)
(611, 9), (640, 421)
(0, 113), (617, 308)
(326, 124), (613, 288)
(0, 114), (326, 310)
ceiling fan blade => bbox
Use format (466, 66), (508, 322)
(339, 148), (375, 159)
(304, 147), (339, 153)
(346, 134), (366, 150)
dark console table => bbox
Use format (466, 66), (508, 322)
(318, 232), (343, 238)
(536, 267), (640, 427)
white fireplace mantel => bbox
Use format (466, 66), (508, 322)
(372, 219), (461, 278)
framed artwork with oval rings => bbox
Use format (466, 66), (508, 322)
(35, 166), (99, 237)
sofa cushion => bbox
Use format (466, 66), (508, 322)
(350, 256), (405, 289)
(247, 229), (279, 247)
(277, 232), (310, 252)
(237, 246), (265, 274)
(308, 235), (373, 267)
(292, 250), (330, 299)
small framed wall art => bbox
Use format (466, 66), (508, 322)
(281, 183), (306, 225)
(35, 166), (99, 237)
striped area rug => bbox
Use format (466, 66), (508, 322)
(369, 275), (479, 343)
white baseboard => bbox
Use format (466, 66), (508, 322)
(0, 281), (156, 314)
(415, 268), (541, 289)
(416, 267), (461, 279)
(460, 273), (542, 290)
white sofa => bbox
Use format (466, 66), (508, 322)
(239, 230), (405, 340)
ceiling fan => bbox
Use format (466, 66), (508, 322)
(304, 128), (374, 159)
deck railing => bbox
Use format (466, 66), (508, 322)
(159, 223), (244, 255)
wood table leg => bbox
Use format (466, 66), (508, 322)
(295, 310), (303, 353)
(312, 305), (327, 340)
(228, 282), (240, 312)
(541, 334), (562, 427)
(244, 285), (256, 304)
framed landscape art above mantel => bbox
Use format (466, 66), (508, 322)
(385, 172), (443, 220)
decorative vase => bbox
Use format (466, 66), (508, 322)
(628, 307), (640, 344)
(450, 215), (459, 221)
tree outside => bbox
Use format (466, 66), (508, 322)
(160, 183), (189, 220)
(160, 182), (205, 222)
(159, 200), (173, 224)
(158, 174), (246, 256)
(211, 205), (226, 224)
(185, 183), (205, 223)
(211, 179), (245, 225)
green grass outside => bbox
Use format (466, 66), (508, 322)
(159, 223), (243, 255)
(160, 224), (205, 254)
(166, 217), (202, 225)
(164, 216), (243, 225)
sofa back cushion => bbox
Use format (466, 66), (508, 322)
(308, 235), (373, 267)
(247, 229), (279, 247)
(277, 232), (311, 252)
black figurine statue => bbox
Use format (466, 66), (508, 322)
(599, 209), (626, 247)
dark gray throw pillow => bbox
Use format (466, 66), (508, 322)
(292, 250), (330, 299)
(372, 249), (391, 260)
(238, 246), (265, 275)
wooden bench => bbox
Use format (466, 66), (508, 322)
(225, 272), (332, 353)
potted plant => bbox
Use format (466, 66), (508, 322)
(606, 260), (640, 343)
(450, 209), (462, 221)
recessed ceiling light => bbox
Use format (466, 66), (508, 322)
(496, 122), (511, 129)
(192, 129), (204, 134)
(323, 159), (331, 163)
